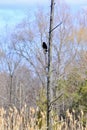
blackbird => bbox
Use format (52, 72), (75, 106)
(42, 42), (47, 53)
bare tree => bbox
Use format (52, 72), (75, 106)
(0, 40), (21, 105)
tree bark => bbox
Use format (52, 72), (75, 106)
(47, 0), (55, 129)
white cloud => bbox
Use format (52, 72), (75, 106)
(0, 0), (50, 9)
(65, 0), (87, 5)
(1, 0), (87, 9)
(0, 0), (49, 6)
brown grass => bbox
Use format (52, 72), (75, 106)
(0, 105), (86, 130)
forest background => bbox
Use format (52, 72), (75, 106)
(0, 0), (87, 129)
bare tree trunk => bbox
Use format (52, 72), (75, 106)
(10, 75), (13, 104)
(19, 83), (22, 110)
(47, 0), (55, 129)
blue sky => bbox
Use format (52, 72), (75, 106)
(0, 0), (50, 31)
(0, 0), (87, 31)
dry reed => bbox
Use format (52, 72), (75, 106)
(0, 105), (86, 130)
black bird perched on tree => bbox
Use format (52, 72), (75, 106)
(42, 42), (48, 53)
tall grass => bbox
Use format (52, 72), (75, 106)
(0, 105), (86, 130)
